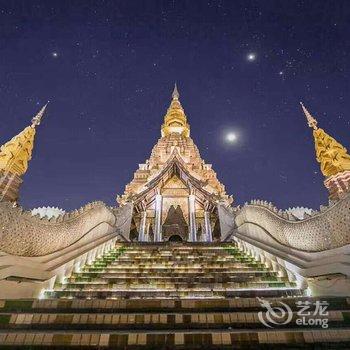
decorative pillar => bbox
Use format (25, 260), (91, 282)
(154, 192), (163, 242)
(204, 211), (212, 242)
(188, 194), (197, 242)
(138, 211), (147, 242)
(148, 222), (154, 242)
(144, 221), (150, 242)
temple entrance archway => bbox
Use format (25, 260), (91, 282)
(162, 205), (188, 241)
(168, 235), (183, 242)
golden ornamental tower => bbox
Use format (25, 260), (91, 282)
(0, 104), (48, 203)
(161, 84), (190, 137)
(118, 85), (232, 242)
(301, 102), (350, 199)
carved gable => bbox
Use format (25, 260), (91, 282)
(161, 175), (189, 197)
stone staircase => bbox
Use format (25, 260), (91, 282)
(0, 243), (350, 348)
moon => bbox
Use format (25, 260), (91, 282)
(225, 132), (238, 143)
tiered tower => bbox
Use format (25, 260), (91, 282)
(118, 85), (232, 243)
(0, 104), (47, 203)
(301, 103), (350, 199)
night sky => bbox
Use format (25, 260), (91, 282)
(1, 1), (349, 211)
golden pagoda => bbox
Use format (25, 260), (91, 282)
(301, 102), (350, 199)
(161, 84), (190, 137)
(118, 85), (232, 243)
(0, 104), (47, 203)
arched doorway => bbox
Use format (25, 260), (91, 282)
(168, 234), (183, 242)
(162, 205), (188, 241)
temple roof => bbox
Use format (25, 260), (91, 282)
(117, 86), (232, 207)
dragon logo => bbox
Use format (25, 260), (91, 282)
(257, 297), (293, 328)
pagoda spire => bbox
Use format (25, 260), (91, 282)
(172, 83), (179, 99)
(0, 103), (48, 203)
(301, 102), (350, 199)
(161, 84), (190, 137)
(31, 102), (48, 127)
(300, 102), (318, 130)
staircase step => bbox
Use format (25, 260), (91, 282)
(1, 242), (348, 348)
(0, 329), (350, 348)
(0, 309), (348, 331)
(2, 297), (349, 312)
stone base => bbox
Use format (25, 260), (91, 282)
(324, 171), (350, 200)
(307, 274), (350, 297)
(0, 171), (22, 203)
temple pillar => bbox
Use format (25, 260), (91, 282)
(144, 221), (150, 242)
(188, 194), (197, 242)
(204, 211), (212, 242)
(138, 211), (147, 242)
(154, 193), (163, 242)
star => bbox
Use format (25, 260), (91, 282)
(247, 53), (256, 61)
(279, 173), (288, 182)
(52, 52), (58, 58)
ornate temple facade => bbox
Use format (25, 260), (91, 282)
(0, 87), (349, 260)
(117, 85), (232, 243)
(0, 87), (350, 347)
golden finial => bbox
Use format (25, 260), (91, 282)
(172, 83), (179, 100)
(300, 102), (318, 130)
(31, 102), (49, 127)
(161, 84), (190, 137)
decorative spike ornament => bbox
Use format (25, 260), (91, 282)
(300, 102), (350, 177)
(172, 83), (179, 99)
(301, 102), (350, 199)
(300, 102), (317, 130)
(0, 104), (48, 202)
(31, 102), (48, 127)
